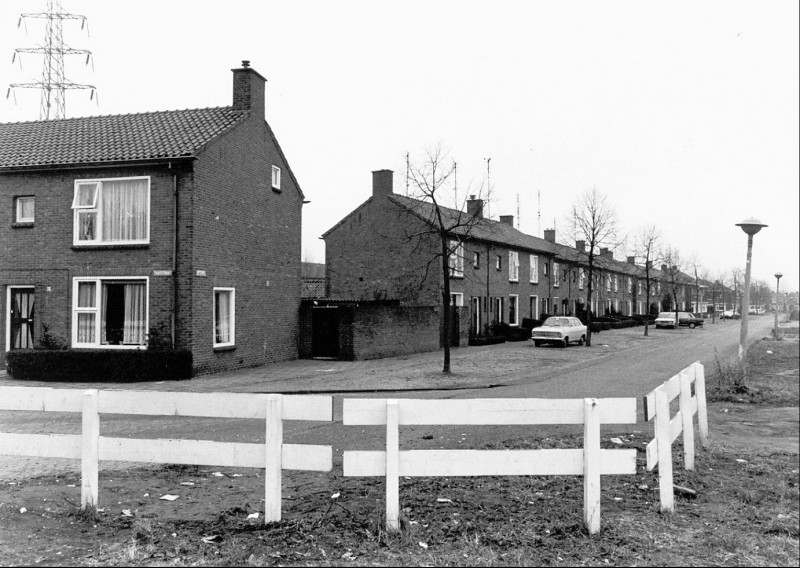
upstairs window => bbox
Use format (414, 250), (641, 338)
(496, 255), (502, 271)
(473, 251), (480, 269)
(529, 255), (539, 283)
(508, 251), (519, 282)
(579, 269), (585, 290)
(271, 165), (281, 190)
(448, 240), (464, 278)
(628, 277), (633, 294)
(15, 196), (35, 223)
(553, 262), (560, 287)
(72, 177), (149, 245)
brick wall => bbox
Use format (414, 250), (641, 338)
(349, 304), (441, 360)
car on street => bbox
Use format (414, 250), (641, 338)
(531, 316), (587, 347)
(720, 309), (741, 320)
(654, 311), (704, 329)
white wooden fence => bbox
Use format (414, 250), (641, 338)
(0, 387), (333, 523)
(342, 397), (637, 535)
(643, 362), (708, 513)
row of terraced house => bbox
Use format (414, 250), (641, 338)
(1, 62), (731, 375)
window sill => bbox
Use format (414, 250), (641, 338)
(272, 186), (282, 193)
(72, 243), (150, 251)
(214, 345), (236, 353)
(12, 222), (34, 228)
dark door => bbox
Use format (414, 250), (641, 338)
(10, 288), (35, 349)
(312, 307), (340, 359)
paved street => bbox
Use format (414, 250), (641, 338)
(0, 316), (781, 480)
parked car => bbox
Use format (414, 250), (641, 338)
(720, 310), (741, 320)
(531, 316), (587, 347)
(654, 311), (703, 329)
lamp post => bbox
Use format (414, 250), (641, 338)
(774, 272), (783, 338)
(735, 218), (767, 384)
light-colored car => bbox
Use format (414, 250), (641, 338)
(531, 316), (587, 347)
(654, 311), (699, 329)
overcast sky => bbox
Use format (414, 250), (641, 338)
(2, 0), (798, 293)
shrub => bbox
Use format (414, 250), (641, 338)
(6, 349), (192, 382)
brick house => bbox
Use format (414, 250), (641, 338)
(1, 61), (304, 376)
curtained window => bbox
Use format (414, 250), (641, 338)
(72, 178), (149, 245)
(73, 278), (147, 348)
(214, 288), (235, 347)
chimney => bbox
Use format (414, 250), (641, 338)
(467, 195), (484, 219)
(661, 264), (668, 272)
(372, 169), (393, 197)
(627, 256), (636, 265)
(232, 60), (266, 118)
(600, 247), (610, 257)
(544, 229), (556, 243)
(646, 260), (653, 270)
(499, 215), (514, 227)
(575, 240), (586, 253)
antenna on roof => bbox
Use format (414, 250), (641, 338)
(453, 160), (457, 205)
(405, 151), (409, 196)
(537, 189), (541, 237)
(7, 0), (96, 120)
(484, 157), (492, 218)
(516, 193), (520, 229)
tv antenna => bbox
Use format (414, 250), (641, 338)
(7, 0), (96, 120)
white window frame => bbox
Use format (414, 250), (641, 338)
(494, 297), (504, 322)
(214, 287), (236, 348)
(553, 262), (560, 288)
(529, 255), (539, 284)
(553, 296), (559, 314)
(449, 240), (464, 278)
(496, 255), (502, 271)
(613, 276), (619, 292)
(508, 294), (518, 326)
(71, 276), (149, 349)
(606, 275), (611, 292)
(72, 176), (151, 246)
(450, 292), (464, 307)
(472, 251), (480, 269)
(508, 251), (519, 282)
(15, 196), (35, 223)
(6, 285), (35, 352)
(530, 295), (539, 319)
(579, 269), (585, 290)
(271, 165), (281, 190)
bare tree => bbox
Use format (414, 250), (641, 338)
(635, 225), (661, 336)
(689, 254), (704, 315)
(402, 145), (485, 373)
(570, 187), (618, 346)
(661, 246), (685, 322)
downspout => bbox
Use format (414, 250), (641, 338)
(171, 168), (179, 348)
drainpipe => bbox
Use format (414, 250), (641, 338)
(171, 169), (179, 348)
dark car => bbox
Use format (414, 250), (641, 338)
(678, 313), (704, 328)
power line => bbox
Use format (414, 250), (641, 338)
(7, 0), (96, 120)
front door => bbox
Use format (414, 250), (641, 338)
(311, 307), (340, 359)
(9, 288), (35, 349)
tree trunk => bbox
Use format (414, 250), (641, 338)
(441, 234), (451, 374)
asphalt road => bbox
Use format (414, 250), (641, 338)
(0, 316), (777, 479)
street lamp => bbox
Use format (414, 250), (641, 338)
(735, 217), (767, 383)
(774, 272), (783, 338)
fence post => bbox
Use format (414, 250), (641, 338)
(654, 388), (674, 513)
(694, 363), (709, 448)
(385, 399), (400, 532)
(264, 394), (283, 523)
(583, 398), (601, 535)
(679, 372), (695, 470)
(81, 389), (99, 510)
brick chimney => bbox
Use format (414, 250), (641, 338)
(627, 256), (636, 265)
(372, 169), (393, 197)
(467, 195), (484, 219)
(661, 264), (668, 272)
(544, 229), (556, 243)
(499, 215), (514, 226)
(600, 247), (610, 257)
(232, 60), (266, 118)
(575, 240), (586, 253)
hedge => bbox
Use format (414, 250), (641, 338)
(6, 349), (192, 382)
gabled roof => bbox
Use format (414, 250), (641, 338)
(388, 194), (561, 255)
(0, 107), (247, 170)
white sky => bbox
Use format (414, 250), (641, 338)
(2, 0), (798, 293)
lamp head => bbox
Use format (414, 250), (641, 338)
(775, 272), (782, 280)
(736, 217), (767, 236)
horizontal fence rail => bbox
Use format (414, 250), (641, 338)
(0, 387), (333, 523)
(343, 397), (638, 535)
(643, 362), (708, 513)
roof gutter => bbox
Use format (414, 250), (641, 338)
(0, 156), (196, 174)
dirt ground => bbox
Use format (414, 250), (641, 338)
(0, 336), (797, 566)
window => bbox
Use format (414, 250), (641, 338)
(450, 293), (464, 307)
(496, 255), (502, 271)
(541, 297), (550, 315)
(472, 251), (480, 269)
(271, 165), (281, 190)
(492, 297), (504, 322)
(579, 270), (585, 290)
(553, 262), (560, 287)
(543, 262), (548, 277)
(448, 240), (464, 278)
(508, 251), (519, 282)
(606, 275), (611, 292)
(529, 255), (538, 283)
(72, 277), (148, 348)
(530, 295), (539, 319)
(15, 196), (35, 223)
(214, 288), (235, 347)
(553, 297), (559, 314)
(613, 276), (619, 292)
(72, 177), (149, 245)
(508, 295), (518, 326)
(628, 277), (633, 294)
(638, 281), (643, 296)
